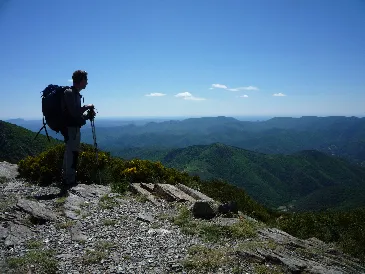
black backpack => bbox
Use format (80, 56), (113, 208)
(34, 84), (70, 141)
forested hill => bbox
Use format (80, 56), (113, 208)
(114, 143), (365, 211)
(0, 120), (61, 164)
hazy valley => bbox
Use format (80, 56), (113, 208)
(3, 115), (365, 212)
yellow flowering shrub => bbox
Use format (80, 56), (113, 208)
(77, 144), (113, 185)
(18, 144), (65, 185)
(17, 143), (196, 193)
(18, 144), (114, 186)
(119, 159), (191, 185)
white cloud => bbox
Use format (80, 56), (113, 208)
(239, 95), (249, 98)
(273, 93), (286, 97)
(175, 92), (192, 98)
(211, 84), (259, 91)
(239, 86), (259, 91)
(175, 92), (206, 101)
(67, 79), (73, 82)
(145, 93), (166, 97)
(185, 96), (206, 101)
(227, 86), (259, 91)
(211, 84), (227, 89)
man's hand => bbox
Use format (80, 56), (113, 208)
(82, 104), (95, 113)
(85, 108), (96, 121)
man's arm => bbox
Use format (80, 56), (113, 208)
(64, 89), (86, 125)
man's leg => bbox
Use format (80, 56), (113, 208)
(62, 127), (81, 186)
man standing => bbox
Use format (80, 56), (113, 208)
(61, 70), (95, 191)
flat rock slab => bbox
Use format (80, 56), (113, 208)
(70, 184), (111, 199)
(63, 184), (113, 220)
(140, 183), (155, 192)
(256, 228), (365, 274)
(236, 250), (265, 263)
(259, 227), (306, 248)
(0, 162), (19, 179)
(31, 186), (61, 200)
(64, 193), (85, 220)
(155, 183), (196, 203)
(257, 248), (343, 274)
(176, 183), (217, 203)
(3, 181), (26, 192)
(16, 198), (58, 222)
(130, 183), (161, 206)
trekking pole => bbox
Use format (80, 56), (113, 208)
(90, 113), (102, 185)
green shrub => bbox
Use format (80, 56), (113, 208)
(182, 245), (232, 272)
(18, 144), (65, 185)
(77, 144), (114, 185)
(276, 208), (365, 261)
(18, 144), (115, 186)
(119, 158), (193, 185)
(198, 179), (276, 222)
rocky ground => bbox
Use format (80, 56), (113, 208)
(1, 161), (365, 274)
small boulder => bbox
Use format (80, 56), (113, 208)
(218, 201), (238, 215)
(70, 221), (88, 242)
(137, 213), (154, 223)
(191, 201), (218, 220)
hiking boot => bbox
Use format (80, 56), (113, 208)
(58, 181), (78, 197)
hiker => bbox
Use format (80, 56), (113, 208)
(61, 70), (95, 190)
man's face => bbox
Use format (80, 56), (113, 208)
(80, 77), (88, 89)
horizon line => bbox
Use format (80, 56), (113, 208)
(2, 114), (365, 121)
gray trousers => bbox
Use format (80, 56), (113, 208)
(62, 127), (81, 184)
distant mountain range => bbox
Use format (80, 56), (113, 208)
(9, 116), (365, 166)
(74, 115), (365, 164)
(3, 116), (365, 212)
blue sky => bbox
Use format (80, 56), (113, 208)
(0, 0), (364, 119)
